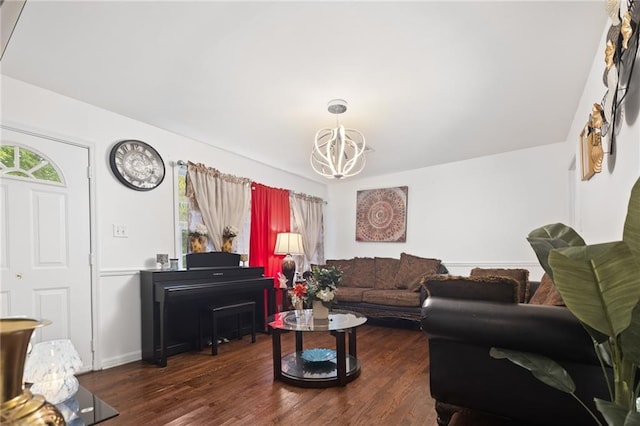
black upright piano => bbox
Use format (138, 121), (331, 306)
(140, 253), (274, 367)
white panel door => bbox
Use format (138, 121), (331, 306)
(0, 128), (92, 370)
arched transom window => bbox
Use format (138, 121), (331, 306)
(0, 144), (64, 184)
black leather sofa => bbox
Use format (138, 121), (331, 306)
(421, 296), (610, 425)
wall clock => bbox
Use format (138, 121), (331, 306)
(109, 140), (165, 191)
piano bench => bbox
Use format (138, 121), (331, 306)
(198, 301), (256, 356)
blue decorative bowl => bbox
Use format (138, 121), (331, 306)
(300, 348), (336, 363)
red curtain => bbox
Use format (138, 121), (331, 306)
(250, 183), (290, 310)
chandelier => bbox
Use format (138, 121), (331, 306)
(310, 99), (366, 179)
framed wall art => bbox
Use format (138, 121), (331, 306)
(355, 186), (408, 242)
(580, 123), (595, 181)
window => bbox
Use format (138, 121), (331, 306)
(0, 145), (63, 184)
(177, 166), (189, 267)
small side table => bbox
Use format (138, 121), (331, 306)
(268, 309), (367, 388)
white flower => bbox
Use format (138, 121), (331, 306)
(191, 223), (208, 236)
(223, 225), (238, 238)
(317, 288), (335, 302)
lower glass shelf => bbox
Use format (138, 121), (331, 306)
(280, 351), (361, 385)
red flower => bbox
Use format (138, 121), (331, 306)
(292, 283), (307, 298)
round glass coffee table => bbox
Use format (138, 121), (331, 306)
(268, 309), (367, 388)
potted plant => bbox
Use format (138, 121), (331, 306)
(491, 177), (640, 425)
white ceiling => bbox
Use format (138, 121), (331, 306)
(1, 1), (607, 182)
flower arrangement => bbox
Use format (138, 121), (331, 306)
(223, 225), (238, 238)
(307, 266), (342, 306)
(190, 223), (208, 237)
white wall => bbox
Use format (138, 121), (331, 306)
(567, 25), (640, 244)
(325, 142), (571, 279)
(1, 76), (327, 369)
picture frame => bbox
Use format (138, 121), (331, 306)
(355, 186), (408, 242)
(580, 123), (595, 181)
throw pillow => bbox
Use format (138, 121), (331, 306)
(424, 275), (520, 303)
(374, 257), (400, 289)
(529, 273), (565, 306)
(351, 257), (376, 288)
(393, 252), (442, 291)
(470, 267), (530, 303)
(325, 259), (354, 287)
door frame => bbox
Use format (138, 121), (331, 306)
(1, 122), (100, 370)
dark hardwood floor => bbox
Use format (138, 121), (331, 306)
(78, 324), (511, 426)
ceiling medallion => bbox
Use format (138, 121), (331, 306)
(310, 99), (366, 179)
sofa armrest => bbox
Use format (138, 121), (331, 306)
(421, 297), (599, 365)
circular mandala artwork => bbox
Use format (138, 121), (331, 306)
(356, 186), (407, 242)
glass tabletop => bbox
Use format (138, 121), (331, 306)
(268, 309), (366, 331)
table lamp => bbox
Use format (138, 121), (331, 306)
(274, 232), (304, 287)
(23, 339), (82, 405)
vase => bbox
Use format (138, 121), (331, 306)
(0, 318), (66, 425)
(312, 300), (329, 320)
(221, 236), (234, 253)
(189, 235), (207, 253)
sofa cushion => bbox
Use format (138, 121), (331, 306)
(470, 267), (530, 303)
(325, 259), (354, 287)
(374, 257), (400, 289)
(529, 273), (565, 306)
(394, 252), (442, 291)
(361, 289), (421, 307)
(424, 275), (520, 303)
(336, 287), (369, 303)
(351, 257), (376, 288)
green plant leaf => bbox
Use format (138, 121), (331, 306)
(622, 177), (640, 263)
(594, 398), (640, 426)
(550, 242), (640, 337)
(527, 223), (586, 279)
(621, 302), (640, 365)
(490, 347), (575, 393)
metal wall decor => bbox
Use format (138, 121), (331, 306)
(355, 186), (408, 242)
(592, 0), (640, 164)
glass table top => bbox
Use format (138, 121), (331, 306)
(268, 309), (367, 331)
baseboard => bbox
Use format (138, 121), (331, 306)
(96, 350), (141, 370)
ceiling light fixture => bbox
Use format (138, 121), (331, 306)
(310, 99), (366, 179)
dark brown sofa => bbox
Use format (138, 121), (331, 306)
(326, 253), (448, 322)
(421, 274), (610, 425)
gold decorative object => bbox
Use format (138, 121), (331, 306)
(221, 237), (234, 253)
(0, 318), (65, 425)
(221, 225), (239, 253)
(605, 40), (616, 69)
(189, 235), (207, 253)
(591, 133), (604, 174)
(621, 11), (633, 49)
(591, 103), (605, 129)
(580, 123), (596, 181)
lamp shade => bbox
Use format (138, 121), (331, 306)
(274, 233), (304, 255)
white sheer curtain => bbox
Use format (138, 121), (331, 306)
(290, 192), (324, 271)
(186, 162), (251, 251)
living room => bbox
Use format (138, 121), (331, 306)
(1, 1), (639, 425)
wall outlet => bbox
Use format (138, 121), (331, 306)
(113, 224), (128, 238)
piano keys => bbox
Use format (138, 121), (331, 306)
(140, 266), (274, 367)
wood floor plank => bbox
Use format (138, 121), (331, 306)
(77, 324), (510, 425)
